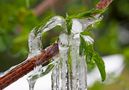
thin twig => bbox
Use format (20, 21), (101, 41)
(0, 43), (59, 89)
(96, 0), (113, 9)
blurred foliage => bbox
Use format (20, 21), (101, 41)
(0, 0), (55, 71)
(0, 0), (129, 89)
(89, 68), (129, 90)
(95, 21), (120, 55)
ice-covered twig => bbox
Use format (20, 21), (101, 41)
(0, 43), (59, 89)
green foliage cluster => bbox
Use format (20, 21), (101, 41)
(80, 34), (106, 81)
(0, 0), (38, 71)
(67, 8), (107, 81)
(61, 7), (106, 81)
(0, 0), (56, 71)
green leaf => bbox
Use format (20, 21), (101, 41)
(40, 64), (55, 77)
(66, 18), (72, 35)
(66, 9), (104, 35)
(80, 34), (94, 59)
(81, 31), (92, 36)
(92, 52), (106, 81)
(79, 35), (86, 55)
(28, 64), (55, 81)
(68, 47), (72, 73)
(69, 9), (105, 19)
(80, 35), (106, 81)
(76, 9), (104, 18)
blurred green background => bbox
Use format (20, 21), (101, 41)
(0, 0), (129, 90)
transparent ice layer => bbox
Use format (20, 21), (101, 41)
(27, 16), (66, 90)
(27, 14), (101, 90)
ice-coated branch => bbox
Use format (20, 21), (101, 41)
(0, 43), (59, 89)
(0, 0), (112, 89)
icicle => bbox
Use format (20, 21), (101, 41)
(27, 65), (42, 90)
(51, 14), (101, 90)
(58, 34), (69, 90)
(67, 16), (100, 90)
(27, 13), (102, 90)
(27, 16), (66, 90)
(51, 56), (60, 90)
(71, 34), (87, 90)
(52, 33), (69, 90)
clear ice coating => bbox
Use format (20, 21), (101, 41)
(52, 15), (102, 90)
(71, 15), (102, 34)
(27, 14), (102, 90)
(27, 16), (66, 90)
(28, 16), (66, 58)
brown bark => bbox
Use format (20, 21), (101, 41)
(0, 43), (59, 89)
(96, 0), (112, 9)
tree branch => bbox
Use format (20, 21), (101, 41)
(0, 43), (59, 89)
(96, 0), (112, 9)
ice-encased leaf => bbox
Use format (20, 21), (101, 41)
(28, 16), (66, 58)
(27, 16), (67, 90)
(79, 34), (94, 55)
(52, 32), (87, 90)
(75, 9), (104, 18)
(80, 34), (106, 81)
(27, 8), (106, 90)
(71, 14), (102, 34)
(92, 52), (106, 81)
